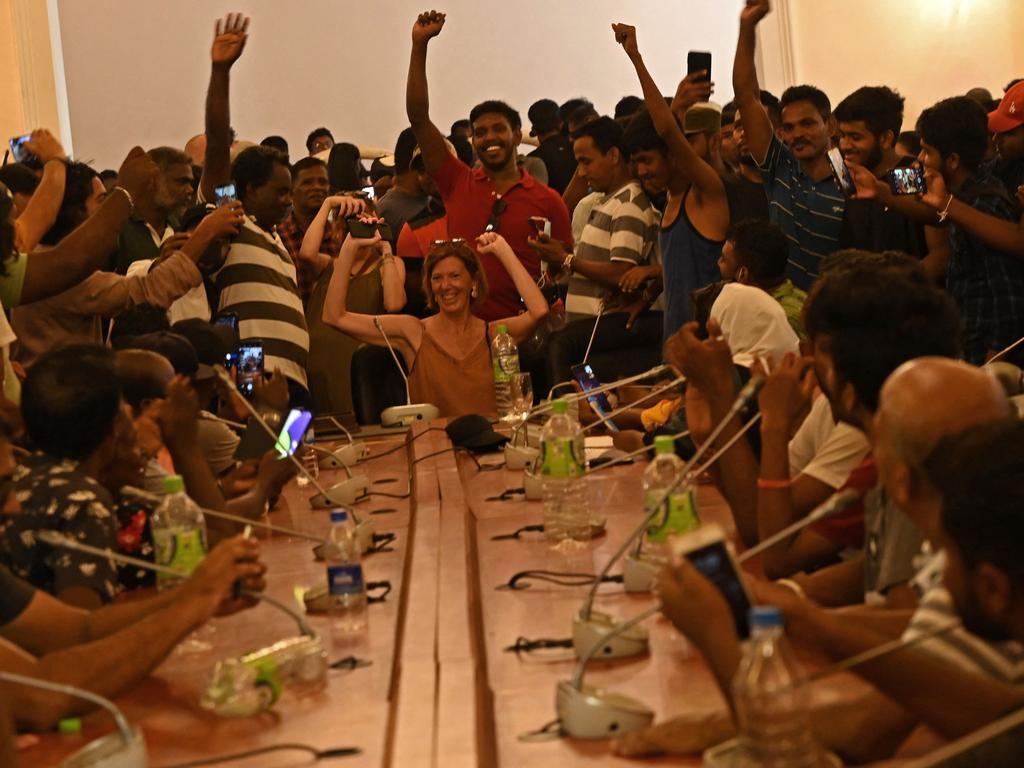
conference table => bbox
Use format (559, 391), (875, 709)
(25, 419), (872, 767)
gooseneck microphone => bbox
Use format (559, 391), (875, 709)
(372, 316), (440, 427)
(0, 671), (147, 767)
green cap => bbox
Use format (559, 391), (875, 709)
(497, 323), (508, 334)
(163, 474), (185, 494)
(551, 398), (568, 414)
(654, 435), (676, 454)
(58, 718), (82, 734)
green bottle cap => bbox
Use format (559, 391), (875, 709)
(654, 435), (676, 454)
(497, 323), (508, 334)
(58, 718), (82, 734)
(162, 474), (185, 494)
(551, 398), (568, 414)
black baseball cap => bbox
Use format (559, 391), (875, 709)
(445, 414), (508, 453)
(172, 318), (237, 376)
(114, 331), (203, 379)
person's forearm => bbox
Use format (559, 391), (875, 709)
(406, 42), (431, 128)
(733, 22), (761, 104)
(570, 259), (632, 290)
(947, 198), (1024, 258)
(380, 256), (406, 312)
(701, 388), (761, 547)
(11, 597), (207, 730)
(562, 170), (589, 217)
(808, 608), (1024, 740)
(694, 622), (743, 717)
(795, 556), (864, 607)
(299, 205), (331, 263)
(73, 252), (201, 316)
(829, 605), (913, 639)
(19, 189), (132, 305)
(83, 588), (180, 642)
(757, 425), (801, 576)
(882, 192), (942, 226)
(501, 253), (548, 321)
(15, 159), (66, 252)
(322, 241), (358, 326)
(922, 225), (951, 283)
(201, 64), (232, 199)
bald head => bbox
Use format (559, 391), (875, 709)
(184, 134), (206, 168)
(876, 357), (1011, 464)
(115, 350), (175, 413)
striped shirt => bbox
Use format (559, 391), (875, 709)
(214, 218), (309, 388)
(567, 181), (659, 317)
(758, 136), (845, 290)
(904, 584), (1024, 684)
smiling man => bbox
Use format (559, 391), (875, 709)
(405, 9), (571, 321)
(276, 157), (340, 304)
(732, 0), (844, 289)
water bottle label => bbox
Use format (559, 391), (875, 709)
(644, 489), (699, 542)
(327, 564), (365, 596)
(153, 528), (207, 577)
(541, 437), (584, 478)
(493, 353), (519, 383)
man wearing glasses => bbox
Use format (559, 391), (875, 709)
(406, 10), (572, 321)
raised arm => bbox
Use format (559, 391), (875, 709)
(614, 24), (727, 202)
(321, 220), (423, 365)
(298, 194), (365, 269)
(733, 0), (775, 163)
(13, 130), (66, 252)
(200, 14), (249, 202)
(478, 233), (548, 342)
(16, 147), (158, 305)
(406, 10), (453, 175)
(378, 239), (408, 312)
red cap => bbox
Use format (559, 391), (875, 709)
(989, 82), (1024, 134)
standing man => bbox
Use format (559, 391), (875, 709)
(276, 157), (340, 305)
(733, 0), (844, 289)
(377, 127), (431, 242)
(527, 99), (576, 194)
(405, 10), (571, 321)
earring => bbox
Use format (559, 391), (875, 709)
(471, 287), (478, 298)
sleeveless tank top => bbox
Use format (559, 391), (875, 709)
(408, 322), (497, 418)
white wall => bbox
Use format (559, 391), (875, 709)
(55, 0), (743, 170)
(785, 0), (1024, 129)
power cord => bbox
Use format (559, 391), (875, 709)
(158, 743), (360, 767)
(496, 570), (624, 591)
(504, 636), (574, 655)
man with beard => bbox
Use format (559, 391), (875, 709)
(111, 147), (195, 274)
(405, 10), (571, 321)
(733, 0), (844, 289)
(612, 23), (729, 340)
(724, 94), (777, 223)
(276, 157), (339, 304)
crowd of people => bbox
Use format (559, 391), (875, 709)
(0, 0), (1022, 762)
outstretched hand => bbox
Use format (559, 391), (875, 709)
(412, 10), (446, 44)
(115, 147), (159, 206)
(611, 23), (639, 58)
(672, 71), (715, 115)
(740, 0), (771, 25)
(475, 231), (513, 258)
(211, 13), (249, 67)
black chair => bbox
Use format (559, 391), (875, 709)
(545, 311), (664, 392)
(350, 344), (408, 425)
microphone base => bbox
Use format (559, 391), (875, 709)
(381, 403), (440, 428)
(320, 442), (369, 469)
(309, 475), (370, 508)
(556, 680), (654, 740)
(61, 725), (147, 768)
(504, 442), (539, 471)
(622, 553), (664, 593)
(572, 609), (649, 660)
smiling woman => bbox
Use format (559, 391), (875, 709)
(320, 220), (549, 418)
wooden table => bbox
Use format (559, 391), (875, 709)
(23, 421), (873, 767)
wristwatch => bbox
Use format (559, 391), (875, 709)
(561, 251), (575, 274)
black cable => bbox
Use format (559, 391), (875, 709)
(369, 490), (411, 499)
(504, 636), (574, 655)
(158, 742), (360, 768)
(361, 427), (445, 461)
(496, 570), (624, 590)
(491, 523), (544, 540)
(366, 579), (392, 603)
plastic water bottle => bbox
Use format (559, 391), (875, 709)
(151, 475), (207, 590)
(540, 399), (589, 544)
(643, 435), (699, 548)
(324, 509), (367, 636)
(296, 427), (318, 488)
(733, 606), (823, 768)
(491, 323), (520, 421)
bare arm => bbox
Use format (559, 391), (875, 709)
(200, 14), (249, 202)
(14, 130), (67, 252)
(479, 233), (548, 343)
(921, 224), (952, 282)
(794, 555), (865, 607)
(732, 0), (774, 164)
(406, 11), (451, 176)
(379, 242), (408, 313)
(321, 228), (423, 365)
(571, 258), (634, 290)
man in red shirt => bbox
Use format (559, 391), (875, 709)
(405, 10), (571, 321)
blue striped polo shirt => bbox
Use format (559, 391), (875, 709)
(758, 136), (845, 290)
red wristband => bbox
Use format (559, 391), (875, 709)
(757, 477), (792, 490)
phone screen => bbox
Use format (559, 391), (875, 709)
(686, 540), (753, 639)
(361, 185), (376, 200)
(214, 183), (237, 207)
(275, 409), (313, 458)
(214, 313), (239, 332)
(827, 148), (856, 198)
(687, 51), (712, 83)
(8, 135), (31, 164)
(570, 363), (620, 433)
(889, 166), (926, 196)
(236, 343), (264, 399)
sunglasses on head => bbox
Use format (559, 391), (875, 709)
(484, 197), (507, 233)
(430, 238), (466, 248)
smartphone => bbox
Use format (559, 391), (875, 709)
(213, 183), (237, 207)
(529, 216), (552, 238)
(827, 148), (856, 198)
(346, 217), (394, 241)
(888, 165), (926, 196)
(236, 341), (264, 399)
(214, 312), (239, 333)
(687, 51), (712, 84)
(8, 134), (32, 164)
(570, 363), (620, 433)
(274, 409), (313, 458)
(670, 524), (755, 639)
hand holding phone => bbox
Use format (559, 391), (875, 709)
(236, 341), (264, 399)
(571, 363), (620, 433)
(8, 134), (33, 164)
(888, 165), (927, 196)
(214, 183), (237, 207)
(827, 148), (857, 198)
(687, 51), (712, 83)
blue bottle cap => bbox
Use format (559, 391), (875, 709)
(749, 605), (783, 629)
(330, 509), (349, 524)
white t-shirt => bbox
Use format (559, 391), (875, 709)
(788, 394), (870, 487)
(0, 302), (19, 403)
